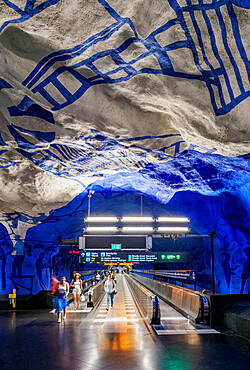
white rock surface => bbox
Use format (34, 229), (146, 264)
(0, 0), (249, 215)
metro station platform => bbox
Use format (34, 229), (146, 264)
(0, 274), (250, 370)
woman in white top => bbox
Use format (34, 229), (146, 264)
(55, 276), (69, 323)
(70, 273), (83, 310)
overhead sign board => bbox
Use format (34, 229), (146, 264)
(81, 236), (146, 250)
(81, 251), (189, 263)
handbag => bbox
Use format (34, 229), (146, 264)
(80, 294), (85, 302)
(112, 280), (117, 295)
(69, 286), (73, 293)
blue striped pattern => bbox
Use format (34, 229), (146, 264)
(18, 0), (249, 115)
(13, 132), (190, 178)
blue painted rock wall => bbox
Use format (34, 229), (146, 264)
(1, 150), (250, 295)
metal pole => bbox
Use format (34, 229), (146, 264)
(88, 193), (91, 216)
(210, 231), (216, 295)
(88, 190), (94, 216)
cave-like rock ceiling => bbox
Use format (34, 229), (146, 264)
(0, 0), (249, 224)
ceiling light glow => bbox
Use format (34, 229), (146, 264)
(156, 217), (190, 223)
(122, 227), (154, 232)
(157, 227), (190, 233)
(85, 227), (118, 232)
(121, 217), (154, 222)
(85, 217), (119, 222)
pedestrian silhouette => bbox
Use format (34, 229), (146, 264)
(11, 241), (32, 276)
(240, 247), (250, 294)
(221, 253), (239, 289)
(35, 252), (48, 290)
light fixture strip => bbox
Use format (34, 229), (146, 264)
(85, 227), (118, 232)
(122, 227), (154, 232)
(156, 217), (190, 223)
(121, 217), (154, 222)
(157, 227), (190, 233)
(84, 216), (190, 225)
(85, 217), (119, 223)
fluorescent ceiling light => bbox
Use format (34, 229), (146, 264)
(157, 227), (190, 233)
(121, 217), (154, 222)
(122, 227), (154, 232)
(85, 227), (118, 232)
(156, 217), (190, 223)
(85, 217), (119, 222)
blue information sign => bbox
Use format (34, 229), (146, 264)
(81, 252), (189, 263)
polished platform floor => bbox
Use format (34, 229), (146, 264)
(0, 274), (250, 370)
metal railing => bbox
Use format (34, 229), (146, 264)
(133, 269), (196, 290)
(87, 278), (107, 307)
(72, 270), (104, 280)
(68, 272), (105, 305)
(131, 273), (209, 323)
(125, 273), (160, 325)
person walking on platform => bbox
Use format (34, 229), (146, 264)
(70, 273), (82, 310)
(49, 275), (58, 313)
(111, 270), (116, 283)
(104, 275), (116, 310)
(55, 276), (69, 323)
(95, 272), (101, 284)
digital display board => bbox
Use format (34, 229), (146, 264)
(83, 236), (146, 250)
(81, 251), (189, 263)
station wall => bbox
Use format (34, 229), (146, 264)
(1, 175), (249, 295)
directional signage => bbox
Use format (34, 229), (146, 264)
(81, 251), (189, 263)
(127, 253), (158, 263)
(160, 253), (181, 260)
(85, 251), (127, 263)
(111, 244), (121, 250)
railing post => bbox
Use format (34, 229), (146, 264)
(87, 288), (93, 307)
(151, 296), (161, 325)
(209, 231), (216, 295)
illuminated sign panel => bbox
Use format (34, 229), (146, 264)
(81, 252), (189, 263)
(84, 251), (127, 263)
(160, 254), (181, 260)
(111, 244), (121, 250)
(128, 253), (158, 263)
